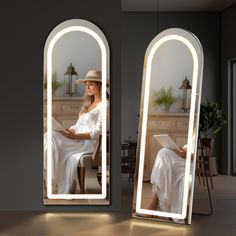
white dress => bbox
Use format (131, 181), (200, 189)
(151, 148), (186, 217)
(44, 102), (102, 194)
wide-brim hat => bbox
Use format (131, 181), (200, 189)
(76, 70), (107, 84)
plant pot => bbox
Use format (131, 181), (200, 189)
(164, 104), (171, 111)
(160, 104), (171, 112)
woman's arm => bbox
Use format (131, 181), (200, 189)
(175, 148), (187, 159)
(61, 129), (91, 140)
(63, 102), (104, 140)
(176, 147), (195, 160)
(89, 106), (102, 140)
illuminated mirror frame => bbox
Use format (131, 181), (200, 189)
(44, 19), (110, 200)
(134, 28), (203, 223)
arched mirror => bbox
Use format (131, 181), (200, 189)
(132, 28), (203, 224)
(43, 19), (110, 205)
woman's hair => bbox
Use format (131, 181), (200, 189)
(79, 81), (102, 115)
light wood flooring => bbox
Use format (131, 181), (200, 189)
(0, 175), (235, 235)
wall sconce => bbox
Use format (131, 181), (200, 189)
(179, 76), (192, 112)
(64, 63), (78, 96)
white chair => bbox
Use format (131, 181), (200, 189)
(77, 135), (102, 193)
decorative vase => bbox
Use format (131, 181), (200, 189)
(163, 104), (171, 112)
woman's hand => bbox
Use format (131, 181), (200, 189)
(69, 128), (76, 134)
(175, 147), (187, 159)
(61, 129), (78, 139)
(61, 129), (91, 140)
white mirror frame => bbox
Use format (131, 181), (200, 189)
(44, 19), (110, 200)
(135, 28), (203, 223)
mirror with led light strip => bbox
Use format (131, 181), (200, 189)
(132, 28), (203, 224)
(43, 19), (110, 205)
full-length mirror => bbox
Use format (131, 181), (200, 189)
(132, 28), (203, 224)
(43, 19), (110, 205)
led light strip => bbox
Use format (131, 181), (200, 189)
(136, 34), (199, 219)
(46, 26), (107, 199)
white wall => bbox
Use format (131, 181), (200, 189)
(149, 40), (193, 113)
(52, 31), (101, 96)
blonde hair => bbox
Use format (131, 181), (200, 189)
(79, 81), (102, 115)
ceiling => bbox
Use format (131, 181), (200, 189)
(122, 0), (236, 12)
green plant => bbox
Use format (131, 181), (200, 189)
(199, 100), (227, 138)
(153, 86), (177, 110)
(44, 72), (62, 91)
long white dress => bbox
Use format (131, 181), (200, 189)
(150, 148), (186, 216)
(44, 102), (102, 194)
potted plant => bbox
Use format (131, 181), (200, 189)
(153, 86), (177, 111)
(199, 100), (227, 138)
(44, 72), (62, 96)
(199, 100), (227, 175)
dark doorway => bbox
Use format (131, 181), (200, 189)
(230, 59), (236, 176)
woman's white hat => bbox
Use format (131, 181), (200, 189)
(76, 70), (102, 84)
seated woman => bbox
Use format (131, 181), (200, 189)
(44, 70), (106, 194)
(146, 145), (189, 221)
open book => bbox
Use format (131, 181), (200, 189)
(44, 117), (67, 132)
(153, 134), (182, 152)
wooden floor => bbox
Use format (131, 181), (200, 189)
(0, 175), (235, 235)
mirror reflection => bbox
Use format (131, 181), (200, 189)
(43, 19), (110, 205)
(132, 28), (203, 224)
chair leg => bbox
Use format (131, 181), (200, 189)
(208, 157), (214, 190)
(197, 173), (201, 185)
(77, 166), (85, 194)
(193, 159), (213, 216)
(202, 170), (206, 187)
